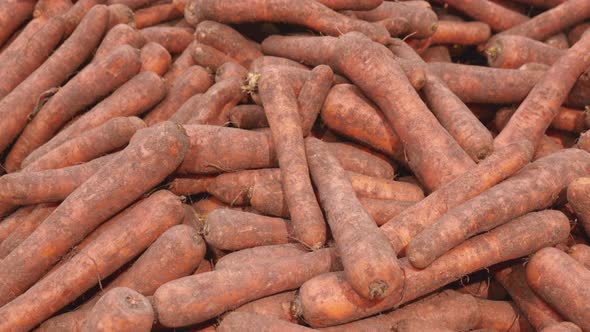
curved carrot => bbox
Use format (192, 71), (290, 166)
(229, 104), (268, 129)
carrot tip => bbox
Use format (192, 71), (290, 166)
(368, 280), (388, 300)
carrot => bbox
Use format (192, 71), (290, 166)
(207, 169), (281, 206)
(0, 204), (56, 259)
(496, 0), (590, 41)
(229, 104), (268, 129)
(431, 0), (528, 32)
(344, 1), (438, 39)
(215, 62), (248, 82)
(526, 247), (590, 330)
(162, 40), (197, 87)
(474, 298), (533, 332)
(234, 291), (298, 323)
(258, 68), (326, 249)
(214, 243), (307, 270)
(509, 0), (565, 7)
(107, 4), (133, 29)
(33, 0), (73, 19)
(0, 190), (183, 331)
(486, 35), (564, 69)
(195, 21), (262, 68)
(494, 263), (563, 330)
(144, 66), (212, 126)
(108, 0), (159, 10)
(315, 0), (383, 10)
(540, 322), (583, 332)
(134, 3), (183, 29)
(82, 287), (154, 332)
(0, 122), (188, 306)
(249, 180), (290, 218)
(93, 24), (145, 62)
(168, 175), (215, 196)
(153, 248), (338, 327)
(431, 21), (491, 45)
(332, 33), (475, 191)
(0, 206), (35, 243)
(296, 209), (570, 327)
(568, 22), (590, 44)
(327, 142), (396, 179)
(306, 137), (403, 300)
(249, 56), (309, 73)
(140, 42), (171, 75)
(298, 65), (334, 135)
(184, 0), (390, 43)
(545, 32), (569, 49)
(191, 42), (237, 70)
(407, 149), (590, 268)
(321, 84), (404, 161)
(0, 5), (109, 156)
(4, 44), (141, 172)
(0, 17), (65, 100)
(381, 140), (533, 255)
(347, 171), (424, 201)
(320, 290), (480, 332)
(567, 244), (590, 268)
(421, 45), (452, 62)
(140, 26), (194, 53)
(567, 177), (590, 237)
(392, 319), (455, 332)
(193, 260), (213, 275)
(496, 106), (586, 134)
(0, 0), (35, 48)
(23, 117), (145, 172)
(218, 312), (315, 332)
(359, 198), (414, 226)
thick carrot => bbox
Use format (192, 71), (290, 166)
(216, 62), (248, 82)
(321, 290), (480, 332)
(567, 177), (590, 237)
(195, 20), (262, 68)
(0, 122), (188, 306)
(474, 298), (533, 332)
(392, 319), (456, 332)
(108, 0), (158, 10)
(207, 168), (281, 206)
(526, 247), (590, 330)
(23, 72), (166, 165)
(250, 55), (309, 73)
(567, 244), (590, 268)
(0, 17), (65, 100)
(331, 33), (475, 191)
(0, 0), (35, 48)
(218, 312), (315, 332)
(153, 248), (338, 327)
(144, 66), (212, 125)
(421, 45), (452, 63)
(431, 21), (491, 45)
(540, 322), (583, 332)
(296, 210), (570, 327)
(214, 243), (307, 270)
(0, 5), (109, 156)
(24, 117), (145, 172)
(315, 0), (382, 10)
(0, 206), (35, 243)
(359, 198), (414, 226)
(134, 3), (183, 29)
(568, 22), (590, 44)
(81, 287), (154, 332)
(320, 84), (404, 161)
(0, 190), (182, 331)
(494, 263), (563, 330)
(381, 140), (533, 255)
(140, 42), (171, 75)
(0, 204), (56, 259)
(191, 42), (236, 70)
(545, 32), (569, 49)
(162, 40), (196, 86)
(93, 24), (145, 62)
(4, 44), (141, 172)
(229, 104), (269, 129)
(33, 0), (73, 19)
(306, 137), (403, 300)
(234, 291), (298, 323)
(107, 3), (133, 29)
(509, 0), (565, 7)
(347, 171), (424, 201)
(140, 26), (193, 53)
(184, 0), (390, 43)
(431, 0), (528, 32)
(496, 0), (590, 41)
(486, 35), (564, 69)
(327, 142), (395, 179)
(259, 68), (326, 249)
(168, 175), (215, 196)
(408, 149), (590, 268)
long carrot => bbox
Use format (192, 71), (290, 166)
(229, 104), (269, 129)
(0, 204), (56, 259)
(315, 0), (382, 10)
(162, 40), (197, 87)
(93, 23), (145, 62)
(0, 122), (188, 306)
(431, 21), (491, 45)
(214, 243), (307, 271)
(486, 35), (564, 69)
(234, 291), (298, 323)
(0, 206), (35, 243)
(207, 168), (281, 206)
(567, 177), (590, 237)
(215, 61), (248, 82)
(327, 142), (396, 179)
(106, 4), (133, 29)
(474, 298), (533, 332)
(140, 26), (193, 54)
(0, 0), (36, 47)
(218, 312), (315, 332)
(298, 65), (334, 136)
(134, 3), (183, 29)
(431, 0), (528, 32)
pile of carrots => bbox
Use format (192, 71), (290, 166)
(1, 0), (590, 330)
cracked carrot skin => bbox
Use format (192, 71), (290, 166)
(486, 35), (564, 69)
(82, 288), (154, 332)
(330, 33), (474, 192)
(526, 247), (590, 331)
(4, 44), (142, 172)
(306, 137), (403, 300)
(0, 5), (109, 157)
(218, 312), (315, 332)
(431, 0), (528, 32)
(567, 177), (590, 237)
(184, 0), (390, 44)
(381, 140), (533, 255)
(140, 42), (171, 76)
(407, 149), (590, 268)
(0, 121), (188, 307)
(296, 210), (570, 327)
(23, 72), (166, 166)
(93, 24), (146, 62)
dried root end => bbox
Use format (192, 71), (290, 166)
(368, 280), (389, 300)
(241, 72), (261, 95)
(290, 295), (304, 319)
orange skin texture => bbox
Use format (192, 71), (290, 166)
(474, 298), (533, 332)
(82, 288), (154, 332)
(218, 312), (315, 332)
(134, 3), (183, 29)
(229, 104), (269, 129)
(486, 35), (564, 69)
(315, 0), (382, 10)
(431, 21), (491, 45)
(234, 291), (298, 323)
(106, 3), (133, 29)
(214, 244), (307, 271)
(0, 206), (35, 242)
(431, 0), (528, 32)
(93, 24), (146, 62)
(207, 168), (281, 205)
(567, 177), (590, 237)
(140, 26), (194, 54)
(215, 62), (248, 82)
(358, 198), (414, 226)
(109, 0), (159, 10)
(191, 42), (236, 70)
(163, 40), (197, 87)
(168, 174), (215, 196)
(421, 46), (452, 63)
(567, 244), (590, 269)
(0, 0), (35, 47)
(0, 204), (56, 259)
(140, 42), (171, 76)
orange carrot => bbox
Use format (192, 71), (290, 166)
(140, 42), (171, 75)
(108, 0), (159, 10)
(106, 3), (133, 29)
(207, 168), (281, 206)
(0, 0), (35, 47)
(134, 3), (183, 29)
(93, 24), (145, 62)
(298, 65), (334, 136)
(421, 45), (452, 63)
(214, 243), (307, 270)
(545, 33), (569, 49)
(218, 312), (314, 332)
(327, 142), (396, 179)
(0, 204), (56, 259)
(0, 206), (35, 243)
(486, 35), (564, 69)
(359, 198), (414, 226)
(567, 177), (590, 237)
(474, 298), (533, 332)
(568, 22), (590, 44)
(140, 26), (194, 53)
(347, 171), (424, 201)
(60, 0), (106, 36)
(215, 62), (248, 82)
(431, 0), (528, 32)
(229, 104), (269, 129)
(314, 0), (383, 10)
(168, 175), (215, 196)
(249, 55), (309, 73)
(234, 291), (298, 323)
(567, 244), (590, 268)
(431, 21), (491, 45)
(190, 42), (236, 70)
(539, 322), (583, 332)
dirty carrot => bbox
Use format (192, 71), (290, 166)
(431, 0), (528, 32)
(431, 21), (491, 45)
(234, 291), (298, 323)
(229, 104), (269, 129)
(168, 175), (215, 196)
(214, 243), (307, 271)
(140, 26), (193, 53)
(0, 204), (56, 259)
(93, 24), (145, 62)
(191, 42), (237, 70)
(134, 3), (183, 29)
(140, 42), (171, 76)
(486, 35), (564, 69)
(359, 198), (414, 226)
(106, 4), (133, 29)
(218, 312), (315, 332)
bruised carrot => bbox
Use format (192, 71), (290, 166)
(540, 322), (583, 332)
(0, 206), (35, 242)
(407, 149), (590, 268)
(191, 42), (236, 70)
(153, 248), (339, 327)
(107, 4), (133, 29)
(0, 122), (188, 306)
(494, 263), (563, 330)
(567, 177), (590, 237)
(234, 291), (297, 323)
(0, 0), (35, 47)
(359, 198), (414, 226)
(23, 72), (166, 165)
(214, 243), (307, 270)
(134, 3), (183, 29)
(330, 33), (475, 191)
(216, 62), (248, 82)
(567, 244), (590, 268)
(431, 21), (491, 45)
(93, 24), (145, 62)
(184, 0), (390, 44)
(140, 42), (171, 75)
(24, 117), (145, 172)
(0, 17), (65, 100)
(421, 45), (452, 62)
(140, 26), (194, 53)
(218, 312), (315, 332)
(545, 32), (569, 49)
(327, 142), (395, 179)
(5, 44), (141, 172)
(229, 104), (268, 129)
(306, 137), (402, 300)
(162, 40), (197, 87)
(0, 204), (56, 259)
(207, 168), (281, 206)
(321, 84), (404, 161)
(296, 210), (570, 327)
(82, 287), (154, 332)
(347, 171), (424, 201)
(0, 190), (183, 331)
(380, 139), (532, 253)
(168, 175), (215, 196)
(0, 5), (109, 156)
(486, 35), (564, 69)
(526, 247), (590, 330)
(474, 298), (533, 332)
(432, 0), (528, 32)
(195, 21), (262, 68)
(298, 65), (334, 136)
(315, 0), (382, 10)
